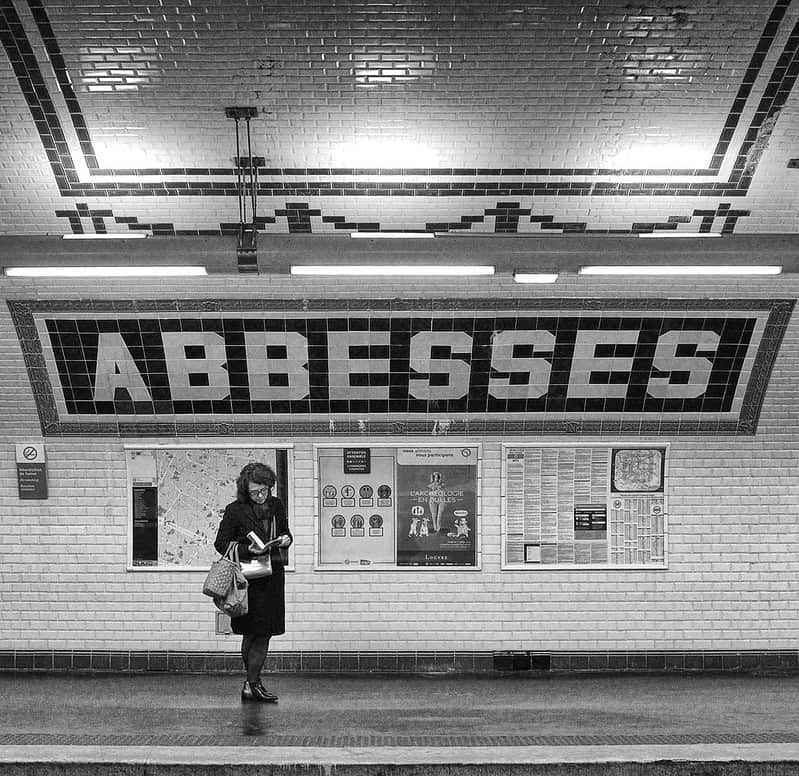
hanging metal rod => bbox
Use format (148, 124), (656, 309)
(225, 106), (259, 273)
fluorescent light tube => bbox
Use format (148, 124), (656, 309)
(513, 272), (559, 284)
(62, 233), (149, 240)
(350, 232), (435, 239)
(4, 266), (207, 277)
(638, 232), (722, 238)
(290, 265), (495, 276)
(579, 265), (782, 276)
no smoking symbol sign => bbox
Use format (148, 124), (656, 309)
(16, 444), (47, 499)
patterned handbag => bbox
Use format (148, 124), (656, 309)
(202, 541), (239, 598)
(214, 560), (249, 618)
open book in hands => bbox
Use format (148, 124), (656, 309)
(246, 531), (282, 554)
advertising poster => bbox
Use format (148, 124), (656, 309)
(316, 445), (480, 569)
(395, 447), (478, 567)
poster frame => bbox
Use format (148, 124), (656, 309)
(500, 441), (669, 571)
(124, 442), (295, 572)
(313, 440), (483, 571)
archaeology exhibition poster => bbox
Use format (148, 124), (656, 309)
(395, 447), (478, 566)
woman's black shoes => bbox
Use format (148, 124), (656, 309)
(241, 680), (278, 703)
(254, 681), (279, 702)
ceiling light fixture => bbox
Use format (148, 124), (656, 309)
(350, 232), (436, 239)
(62, 233), (149, 240)
(638, 232), (722, 239)
(513, 272), (559, 284)
(579, 265), (782, 276)
(4, 266), (207, 277)
(290, 264), (494, 276)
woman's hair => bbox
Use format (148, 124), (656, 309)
(236, 462), (277, 503)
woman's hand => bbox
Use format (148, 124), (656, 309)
(277, 534), (291, 548)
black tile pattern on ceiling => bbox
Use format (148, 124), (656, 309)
(6, 297), (794, 437)
(728, 12), (799, 189)
(426, 203), (750, 235)
(0, 1), (796, 199)
(66, 202), (749, 237)
(0, 0), (80, 190)
(26, 0), (99, 169)
(707, 0), (792, 171)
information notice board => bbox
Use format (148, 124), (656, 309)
(502, 444), (667, 568)
(126, 446), (291, 570)
(316, 445), (480, 569)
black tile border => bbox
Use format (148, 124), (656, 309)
(56, 201), (752, 237)
(6, 296), (794, 437)
(1, 649), (798, 675)
(1, 0), (798, 199)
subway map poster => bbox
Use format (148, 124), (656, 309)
(127, 446), (290, 569)
(502, 444), (667, 568)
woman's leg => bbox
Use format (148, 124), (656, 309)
(245, 636), (270, 685)
(241, 634), (254, 671)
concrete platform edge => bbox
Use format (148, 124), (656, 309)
(3, 744), (799, 775)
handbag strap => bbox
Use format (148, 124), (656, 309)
(224, 541), (240, 564)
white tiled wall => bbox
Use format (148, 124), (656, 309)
(2, 269), (798, 653)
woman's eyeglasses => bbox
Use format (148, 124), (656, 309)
(248, 485), (270, 497)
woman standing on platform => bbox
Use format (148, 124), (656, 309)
(214, 462), (292, 703)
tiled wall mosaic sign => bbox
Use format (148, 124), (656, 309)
(8, 298), (793, 436)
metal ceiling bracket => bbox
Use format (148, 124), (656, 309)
(225, 106), (260, 272)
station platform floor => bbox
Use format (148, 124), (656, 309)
(2, 670), (799, 775)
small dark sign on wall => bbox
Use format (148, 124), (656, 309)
(15, 444), (47, 499)
(131, 486), (158, 565)
(343, 448), (371, 474)
(574, 504), (608, 539)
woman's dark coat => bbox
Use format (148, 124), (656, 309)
(214, 497), (292, 636)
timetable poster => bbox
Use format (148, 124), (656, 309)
(396, 447), (478, 566)
(503, 445), (667, 569)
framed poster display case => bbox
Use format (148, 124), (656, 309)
(314, 443), (482, 570)
(501, 443), (668, 570)
(125, 444), (294, 571)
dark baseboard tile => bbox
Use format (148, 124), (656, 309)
(1, 650), (797, 674)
